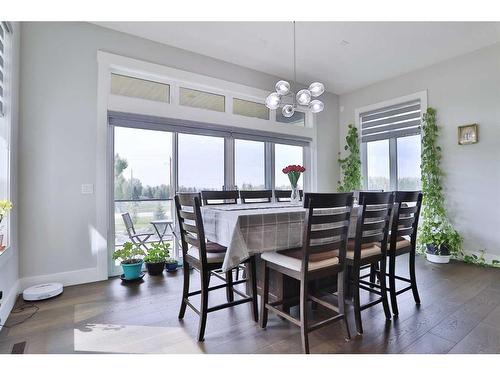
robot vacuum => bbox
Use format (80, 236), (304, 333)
(23, 283), (64, 301)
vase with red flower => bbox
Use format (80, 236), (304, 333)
(282, 165), (306, 204)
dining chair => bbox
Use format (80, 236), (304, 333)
(260, 192), (353, 354)
(121, 212), (155, 250)
(385, 191), (423, 316)
(274, 189), (304, 202)
(201, 190), (239, 205)
(175, 193), (258, 341)
(346, 191), (394, 334)
(239, 190), (273, 204)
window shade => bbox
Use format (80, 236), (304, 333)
(0, 22), (7, 116)
(360, 100), (421, 142)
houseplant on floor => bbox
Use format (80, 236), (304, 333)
(144, 242), (170, 276)
(337, 124), (362, 193)
(418, 108), (462, 263)
(165, 257), (179, 272)
(113, 242), (145, 280)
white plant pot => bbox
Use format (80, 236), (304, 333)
(426, 252), (451, 264)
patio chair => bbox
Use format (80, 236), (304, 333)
(121, 212), (155, 250)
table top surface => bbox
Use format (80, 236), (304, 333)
(150, 219), (174, 224)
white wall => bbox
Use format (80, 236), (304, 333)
(19, 22), (340, 282)
(0, 22), (20, 329)
(339, 42), (500, 260)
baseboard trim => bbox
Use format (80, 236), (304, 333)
(0, 279), (21, 332)
(18, 267), (107, 292)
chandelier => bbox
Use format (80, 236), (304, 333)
(265, 21), (325, 117)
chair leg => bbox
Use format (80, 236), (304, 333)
(178, 261), (190, 319)
(352, 265), (363, 334)
(378, 257), (392, 321)
(248, 256), (259, 322)
(299, 280), (310, 354)
(388, 253), (399, 316)
(259, 262), (269, 329)
(225, 270), (234, 303)
(409, 250), (421, 305)
(197, 270), (209, 342)
(369, 264), (376, 284)
(337, 270), (351, 340)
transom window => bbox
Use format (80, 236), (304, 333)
(360, 99), (422, 191)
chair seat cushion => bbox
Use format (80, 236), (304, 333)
(187, 247), (226, 263)
(206, 241), (227, 253)
(279, 247), (339, 262)
(262, 250), (339, 272)
(346, 239), (381, 259)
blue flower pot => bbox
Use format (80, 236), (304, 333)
(121, 260), (144, 280)
(166, 261), (178, 272)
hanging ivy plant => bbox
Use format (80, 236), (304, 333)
(338, 124), (363, 193)
(417, 108), (462, 256)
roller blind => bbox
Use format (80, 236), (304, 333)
(360, 100), (421, 143)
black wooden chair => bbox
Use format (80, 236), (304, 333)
(274, 189), (304, 202)
(239, 190), (272, 204)
(260, 193), (353, 354)
(175, 193), (258, 341)
(347, 191), (394, 334)
(201, 190), (239, 205)
(386, 191), (423, 315)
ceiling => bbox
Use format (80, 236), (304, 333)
(94, 22), (500, 94)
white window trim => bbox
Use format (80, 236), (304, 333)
(96, 51), (318, 278)
(354, 91), (427, 191)
(0, 23), (12, 254)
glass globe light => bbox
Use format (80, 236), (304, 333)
(275, 80), (290, 96)
(309, 99), (324, 113)
(282, 104), (295, 118)
(309, 82), (325, 97)
(265, 92), (281, 110)
(296, 89), (312, 106)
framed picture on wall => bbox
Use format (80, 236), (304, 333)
(458, 124), (478, 145)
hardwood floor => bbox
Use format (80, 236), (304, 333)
(0, 255), (499, 354)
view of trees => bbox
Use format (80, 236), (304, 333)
(368, 176), (421, 191)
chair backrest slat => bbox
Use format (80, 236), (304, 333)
(275, 189), (303, 202)
(174, 192), (208, 265)
(301, 193), (354, 273)
(240, 190), (272, 204)
(201, 190), (239, 205)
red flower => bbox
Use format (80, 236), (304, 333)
(282, 164), (306, 174)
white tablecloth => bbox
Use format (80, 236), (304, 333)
(201, 202), (360, 271)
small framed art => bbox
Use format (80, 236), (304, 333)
(458, 124), (478, 145)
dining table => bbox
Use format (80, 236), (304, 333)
(201, 201), (362, 304)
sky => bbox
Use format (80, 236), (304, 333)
(114, 127), (303, 191)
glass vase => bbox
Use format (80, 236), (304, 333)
(290, 186), (300, 204)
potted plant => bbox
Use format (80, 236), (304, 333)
(282, 165), (306, 203)
(144, 242), (170, 276)
(337, 124), (362, 193)
(0, 200), (13, 251)
(165, 257), (179, 272)
(113, 242), (145, 280)
(418, 108), (462, 263)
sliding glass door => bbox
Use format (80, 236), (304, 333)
(112, 127), (174, 275)
(111, 125), (308, 275)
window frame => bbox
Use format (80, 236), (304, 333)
(355, 91), (427, 191)
(0, 22), (12, 253)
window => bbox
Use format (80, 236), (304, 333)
(361, 100), (422, 191)
(276, 109), (305, 127)
(274, 143), (304, 190)
(0, 22), (11, 251)
(233, 98), (269, 120)
(178, 133), (225, 191)
(111, 74), (170, 103)
(179, 87), (225, 112)
(235, 139), (265, 190)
